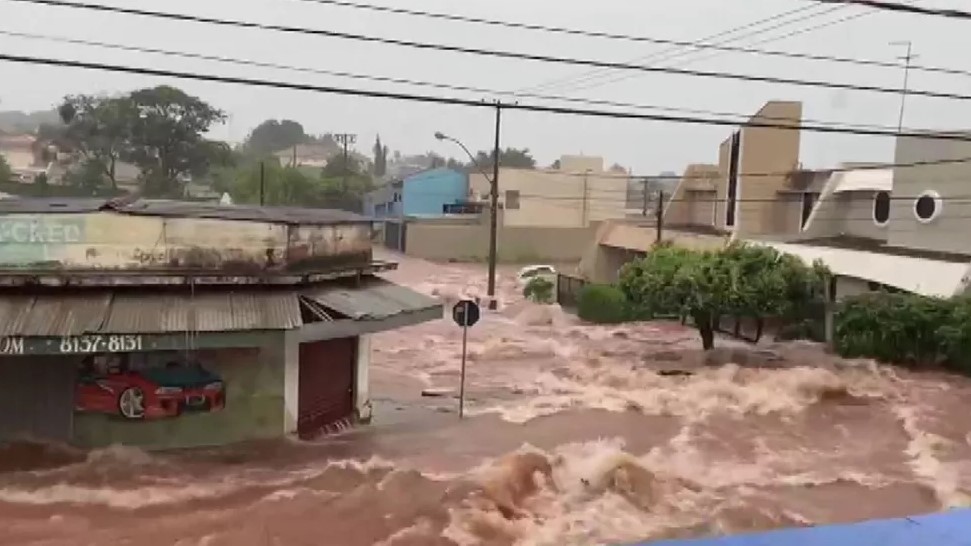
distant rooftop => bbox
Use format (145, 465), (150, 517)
(0, 197), (371, 226)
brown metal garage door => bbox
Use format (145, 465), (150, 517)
(298, 337), (355, 440)
(0, 356), (77, 442)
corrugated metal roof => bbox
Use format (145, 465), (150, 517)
(304, 279), (441, 320)
(0, 290), (302, 336)
(104, 291), (302, 334)
(0, 198), (372, 225)
(120, 200), (371, 225)
(0, 279), (436, 336)
(637, 509), (971, 546)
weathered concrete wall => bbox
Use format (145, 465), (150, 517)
(404, 218), (598, 262)
(0, 211), (372, 273)
(72, 334), (286, 449)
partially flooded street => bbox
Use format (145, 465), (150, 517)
(1, 253), (970, 546)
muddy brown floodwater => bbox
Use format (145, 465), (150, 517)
(1, 252), (970, 546)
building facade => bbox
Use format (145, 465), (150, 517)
(365, 167), (468, 218)
(0, 199), (440, 449)
(758, 132), (971, 299)
(468, 155), (632, 228)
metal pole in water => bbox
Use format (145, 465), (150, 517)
(459, 321), (468, 419)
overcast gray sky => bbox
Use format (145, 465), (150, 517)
(1, 0), (969, 174)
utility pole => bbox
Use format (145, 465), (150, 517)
(487, 102), (501, 311)
(581, 169), (590, 227)
(641, 178), (649, 216)
(656, 191), (664, 244)
(259, 161), (265, 206)
(891, 40), (916, 131)
(335, 133), (357, 189)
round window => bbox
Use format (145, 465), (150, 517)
(913, 191), (942, 223)
(873, 191), (890, 225)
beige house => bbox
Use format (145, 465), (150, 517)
(757, 133), (971, 299)
(468, 155), (632, 228)
(579, 101), (809, 283)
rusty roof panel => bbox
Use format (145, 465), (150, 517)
(305, 279), (440, 321)
(231, 292), (302, 331)
(0, 296), (37, 337)
(105, 291), (301, 333)
(19, 294), (113, 336)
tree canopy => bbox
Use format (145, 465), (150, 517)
(211, 154), (374, 213)
(57, 86), (228, 197)
(245, 119), (308, 156)
(619, 243), (829, 350)
(372, 135), (388, 177)
(472, 147), (536, 170)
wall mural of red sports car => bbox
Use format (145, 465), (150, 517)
(75, 355), (226, 421)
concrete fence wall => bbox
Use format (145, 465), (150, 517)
(403, 217), (598, 263)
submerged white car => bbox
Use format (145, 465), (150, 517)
(516, 265), (557, 289)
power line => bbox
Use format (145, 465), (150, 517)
(804, 0), (971, 19)
(8, 0), (971, 102)
(291, 0), (916, 72)
(0, 29), (916, 135)
(497, 156), (971, 185)
(7, 53), (971, 143)
(519, 4), (847, 94)
(552, 6), (860, 91)
(568, 8), (878, 94)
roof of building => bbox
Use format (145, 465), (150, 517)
(831, 168), (893, 193)
(0, 198), (371, 226)
(0, 278), (441, 336)
(756, 238), (971, 297)
(637, 509), (971, 546)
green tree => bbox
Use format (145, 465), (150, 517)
(58, 94), (135, 188)
(473, 148), (536, 169)
(125, 85), (226, 197)
(523, 277), (555, 304)
(221, 161), (317, 206)
(372, 135), (388, 177)
(245, 119), (308, 156)
(619, 243), (827, 350)
(65, 158), (112, 191)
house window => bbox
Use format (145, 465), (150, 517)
(801, 192), (819, 229)
(725, 131), (741, 227)
(914, 190), (942, 223)
(873, 191), (890, 226)
(505, 190), (521, 210)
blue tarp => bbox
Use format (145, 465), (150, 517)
(630, 510), (971, 546)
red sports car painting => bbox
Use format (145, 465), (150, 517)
(75, 359), (226, 421)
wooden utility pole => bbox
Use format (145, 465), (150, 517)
(335, 133), (357, 190)
(641, 178), (649, 216)
(487, 103), (501, 311)
(656, 190), (664, 244)
(259, 161), (265, 206)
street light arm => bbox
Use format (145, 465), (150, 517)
(437, 133), (493, 184)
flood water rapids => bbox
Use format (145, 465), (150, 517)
(1, 253), (970, 545)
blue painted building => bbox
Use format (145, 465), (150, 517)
(364, 168), (468, 218)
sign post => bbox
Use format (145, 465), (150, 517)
(451, 299), (481, 419)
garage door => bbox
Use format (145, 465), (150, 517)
(298, 338), (355, 440)
(0, 356), (77, 442)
